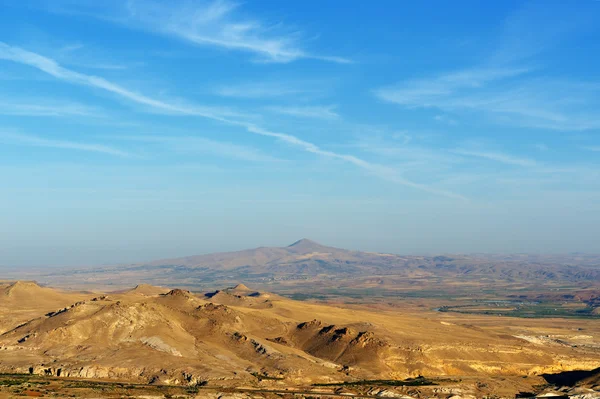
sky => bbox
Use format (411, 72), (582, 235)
(1, 0), (599, 268)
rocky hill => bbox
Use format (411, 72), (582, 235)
(1, 281), (599, 391)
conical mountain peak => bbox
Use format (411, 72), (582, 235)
(231, 283), (251, 291)
(286, 238), (330, 253)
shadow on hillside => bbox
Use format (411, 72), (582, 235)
(541, 367), (600, 387)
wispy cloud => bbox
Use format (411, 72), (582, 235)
(60, 43), (85, 53)
(434, 114), (458, 125)
(452, 148), (537, 167)
(351, 133), (461, 172)
(583, 146), (600, 152)
(114, 135), (279, 162)
(265, 105), (339, 120)
(69, 62), (132, 71)
(130, 0), (351, 63)
(58, 43), (139, 71)
(374, 66), (530, 108)
(0, 42), (464, 200)
(214, 81), (322, 99)
(0, 42), (247, 121)
(491, 1), (599, 64)
(376, 67), (531, 104)
(47, 0), (350, 64)
(244, 125), (466, 200)
(0, 101), (101, 117)
(374, 1), (600, 132)
(0, 131), (131, 157)
(375, 66), (600, 131)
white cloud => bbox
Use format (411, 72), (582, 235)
(265, 105), (339, 120)
(0, 42), (464, 200)
(70, 62), (132, 71)
(452, 149), (537, 167)
(583, 146), (600, 152)
(0, 42), (248, 121)
(0, 101), (101, 117)
(491, 1), (598, 64)
(48, 0), (350, 64)
(434, 114), (457, 125)
(375, 67), (600, 131)
(374, 1), (600, 132)
(352, 134), (461, 170)
(58, 42), (140, 71)
(114, 135), (279, 162)
(376, 67), (530, 103)
(130, 0), (351, 63)
(374, 66), (530, 111)
(245, 125), (466, 200)
(214, 81), (321, 99)
(374, 67), (525, 106)
(0, 131), (131, 157)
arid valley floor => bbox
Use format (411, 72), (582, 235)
(1, 240), (599, 399)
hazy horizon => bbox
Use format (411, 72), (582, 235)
(2, 236), (600, 270)
(1, 0), (600, 268)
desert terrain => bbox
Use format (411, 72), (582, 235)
(1, 240), (599, 398)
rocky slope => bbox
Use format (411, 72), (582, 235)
(1, 282), (599, 388)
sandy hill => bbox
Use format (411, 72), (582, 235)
(3, 281), (58, 299)
(229, 283), (252, 291)
(126, 284), (170, 296)
(204, 284), (277, 308)
(1, 281), (91, 306)
(0, 281), (92, 334)
(0, 285), (341, 385)
(1, 283), (599, 388)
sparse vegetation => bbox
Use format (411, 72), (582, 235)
(251, 372), (285, 381)
(313, 376), (438, 387)
(438, 300), (600, 319)
(0, 378), (25, 387)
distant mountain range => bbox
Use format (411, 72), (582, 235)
(23, 239), (600, 299)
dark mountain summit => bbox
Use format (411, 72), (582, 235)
(286, 238), (335, 254)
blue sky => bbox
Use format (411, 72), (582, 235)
(1, 0), (599, 267)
